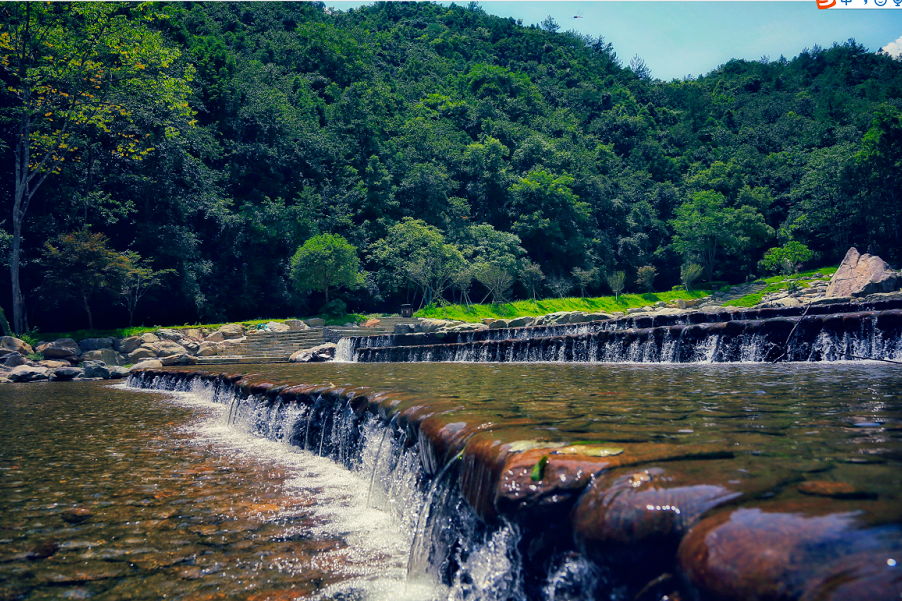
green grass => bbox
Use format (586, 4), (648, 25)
(416, 289), (711, 323)
(722, 267), (838, 308)
(29, 313), (369, 343)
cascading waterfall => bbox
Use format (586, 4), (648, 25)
(345, 307), (902, 364)
(126, 371), (606, 600)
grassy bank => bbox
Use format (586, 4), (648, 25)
(415, 289), (711, 323)
(722, 267), (838, 308)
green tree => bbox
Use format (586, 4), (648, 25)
(854, 104), (902, 259)
(290, 234), (364, 309)
(670, 191), (772, 283)
(120, 251), (176, 327)
(38, 230), (129, 330)
(606, 271), (626, 301)
(520, 261), (545, 304)
(681, 263), (704, 292)
(636, 265), (657, 292)
(760, 241), (814, 275)
(0, 2), (195, 332)
(371, 218), (464, 307)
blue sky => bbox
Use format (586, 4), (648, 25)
(327, 1), (902, 81)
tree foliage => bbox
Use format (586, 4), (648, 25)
(290, 234), (363, 309)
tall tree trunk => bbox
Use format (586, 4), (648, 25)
(10, 113), (30, 335)
(82, 294), (93, 331)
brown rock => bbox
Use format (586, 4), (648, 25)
(35, 338), (79, 358)
(128, 345), (157, 362)
(826, 247), (899, 297)
(0, 336), (33, 356)
(678, 502), (902, 601)
(218, 324), (245, 339)
(115, 336), (142, 354)
(61, 507), (92, 523)
(205, 331), (224, 342)
(798, 480), (876, 499)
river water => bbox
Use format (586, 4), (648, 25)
(2, 362), (901, 600)
(0, 380), (434, 601)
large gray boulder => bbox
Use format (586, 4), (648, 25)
(218, 324), (245, 339)
(196, 342), (221, 357)
(9, 365), (49, 382)
(284, 319), (309, 331)
(108, 366), (130, 379)
(36, 338), (80, 359)
(3, 353), (27, 368)
(153, 340), (186, 357)
(304, 318), (326, 328)
(0, 336), (33, 356)
(155, 329), (184, 341)
(128, 345), (157, 362)
(508, 316), (536, 328)
(264, 321), (290, 332)
(130, 359), (163, 370)
(81, 348), (127, 366)
(82, 361), (111, 379)
(116, 336), (143, 355)
(51, 366), (83, 381)
(289, 343), (337, 363)
(826, 247), (899, 298)
(140, 333), (160, 344)
(181, 339), (201, 355)
(159, 353), (196, 366)
(78, 337), (114, 351)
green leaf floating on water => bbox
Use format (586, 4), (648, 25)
(531, 455), (548, 481)
(508, 440), (624, 458)
(508, 440), (567, 452)
(556, 445), (624, 457)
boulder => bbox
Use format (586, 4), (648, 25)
(181, 328), (202, 339)
(508, 316), (536, 328)
(289, 343), (337, 363)
(116, 336), (143, 355)
(181, 339), (201, 355)
(82, 361), (110, 379)
(264, 321), (290, 332)
(488, 319), (510, 330)
(38, 360), (70, 369)
(218, 324), (245, 339)
(284, 319), (309, 331)
(826, 247), (899, 298)
(8, 365), (49, 382)
(81, 348), (128, 366)
(36, 338), (80, 359)
(130, 359), (163, 370)
(155, 328), (183, 341)
(0, 336), (33, 356)
(304, 318), (326, 328)
(439, 322), (489, 333)
(51, 366), (83, 381)
(78, 337), (114, 351)
(627, 307), (647, 315)
(139, 333), (159, 344)
(196, 342), (221, 357)
(128, 345), (157, 362)
(361, 318), (381, 328)
(676, 299), (687, 310)
(153, 340), (187, 357)
(108, 366), (130, 379)
(205, 331), (224, 342)
(774, 297), (801, 307)
(3, 353), (27, 368)
(585, 313), (613, 322)
(159, 353), (196, 366)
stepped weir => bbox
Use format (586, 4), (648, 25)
(336, 300), (902, 364)
(129, 356), (902, 600)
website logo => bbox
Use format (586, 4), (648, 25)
(816, 0), (836, 8)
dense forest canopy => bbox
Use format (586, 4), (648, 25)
(2, 1), (901, 331)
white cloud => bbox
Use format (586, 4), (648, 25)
(881, 35), (902, 58)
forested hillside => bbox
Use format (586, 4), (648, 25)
(3, 1), (902, 332)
